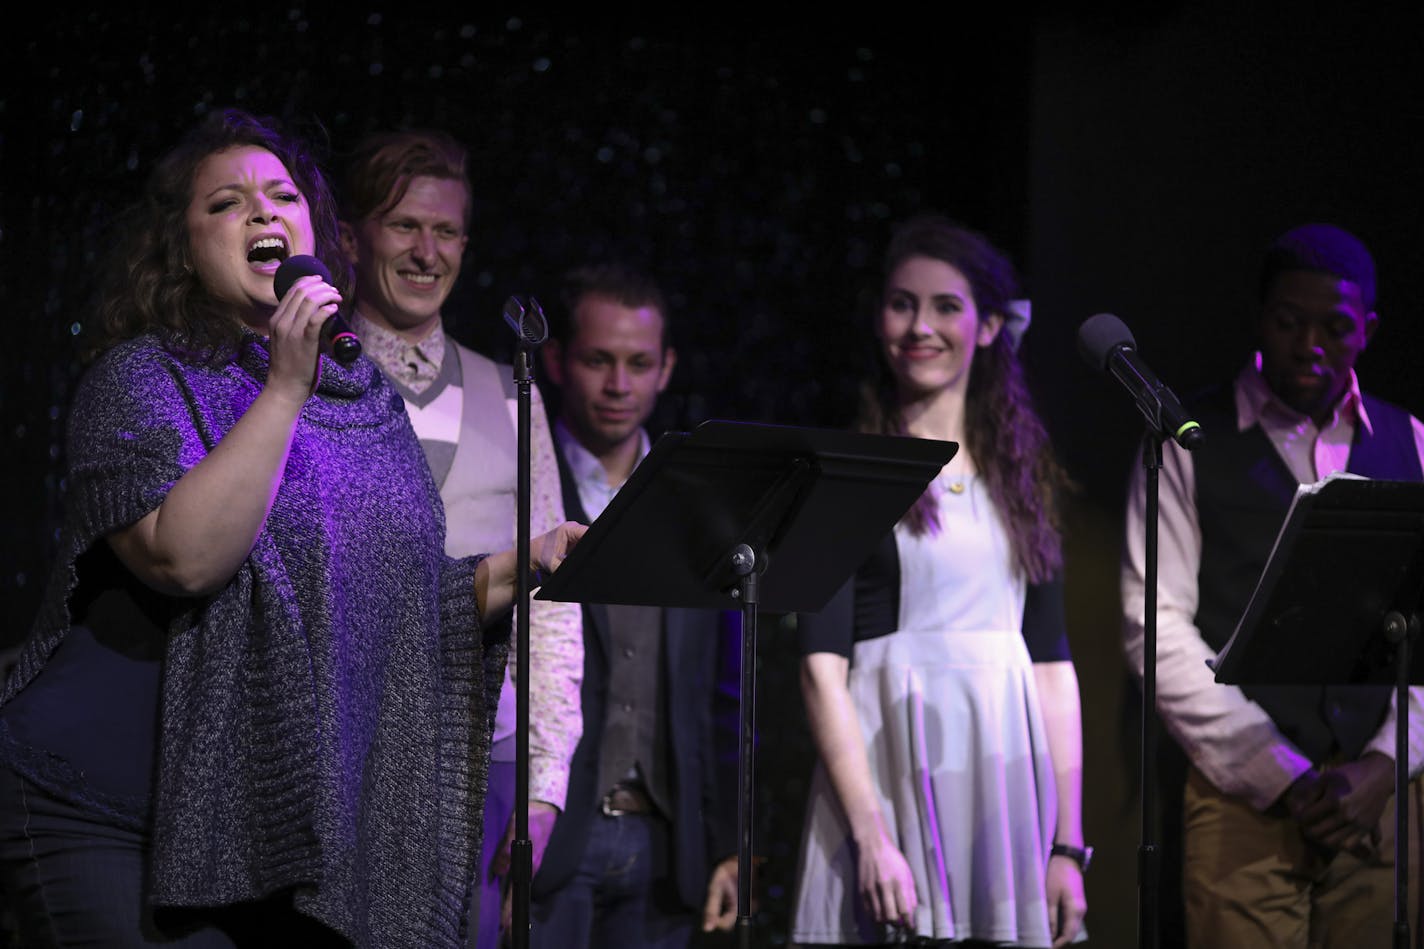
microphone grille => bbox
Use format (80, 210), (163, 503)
(502, 296), (549, 346)
(273, 254), (332, 301)
(520, 297), (549, 345)
(1077, 313), (1136, 371)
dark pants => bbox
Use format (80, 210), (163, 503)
(0, 767), (340, 947)
(529, 812), (692, 949)
(472, 757), (516, 948)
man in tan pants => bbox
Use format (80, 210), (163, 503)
(1123, 223), (1424, 946)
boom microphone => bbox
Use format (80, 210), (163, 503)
(273, 255), (361, 365)
(1077, 313), (1203, 451)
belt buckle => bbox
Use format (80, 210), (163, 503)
(601, 790), (627, 817)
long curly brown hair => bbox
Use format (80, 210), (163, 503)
(86, 108), (352, 365)
(857, 214), (1067, 583)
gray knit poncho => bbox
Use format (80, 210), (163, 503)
(0, 335), (507, 947)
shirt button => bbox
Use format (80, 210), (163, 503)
(623, 647), (635, 659)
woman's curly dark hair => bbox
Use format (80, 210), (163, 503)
(87, 108), (352, 365)
(857, 213), (1068, 583)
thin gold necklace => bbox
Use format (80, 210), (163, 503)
(939, 464), (969, 495)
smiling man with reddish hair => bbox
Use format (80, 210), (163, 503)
(339, 129), (584, 949)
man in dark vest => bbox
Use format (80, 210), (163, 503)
(529, 263), (740, 947)
(1122, 223), (1424, 947)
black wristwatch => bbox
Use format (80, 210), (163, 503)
(1050, 842), (1093, 873)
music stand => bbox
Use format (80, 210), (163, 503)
(1211, 476), (1424, 949)
(536, 419), (955, 948)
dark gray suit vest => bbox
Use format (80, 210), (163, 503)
(1192, 385), (1422, 763)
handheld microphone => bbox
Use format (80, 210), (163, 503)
(273, 255), (361, 365)
(1077, 313), (1204, 451)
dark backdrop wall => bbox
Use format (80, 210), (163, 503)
(2, 6), (1034, 638)
(3, 6), (1420, 948)
(1028, 7), (1424, 949)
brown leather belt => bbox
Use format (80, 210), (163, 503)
(600, 783), (655, 817)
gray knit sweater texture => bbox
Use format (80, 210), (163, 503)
(0, 335), (508, 947)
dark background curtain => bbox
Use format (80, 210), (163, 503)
(3, 6), (1420, 946)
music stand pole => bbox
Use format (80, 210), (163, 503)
(1139, 430), (1163, 949)
(730, 543), (760, 949)
(1385, 610), (1418, 949)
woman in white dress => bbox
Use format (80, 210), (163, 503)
(792, 214), (1088, 947)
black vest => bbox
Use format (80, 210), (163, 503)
(1192, 384), (1423, 764)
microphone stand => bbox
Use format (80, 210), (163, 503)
(502, 296), (548, 949)
(1383, 609), (1418, 949)
(1079, 316), (1199, 949)
(1138, 429), (1163, 949)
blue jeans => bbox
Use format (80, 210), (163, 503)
(0, 767), (340, 947)
(529, 812), (693, 949)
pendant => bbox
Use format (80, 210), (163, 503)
(946, 481), (966, 495)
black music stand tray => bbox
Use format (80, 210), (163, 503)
(537, 419), (954, 948)
(1211, 476), (1424, 949)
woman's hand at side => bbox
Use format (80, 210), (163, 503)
(1035, 659), (1088, 946)
(801, 651), (919, 931)
(855, 820), (918, 929)
(1045, 853), (1086, 947)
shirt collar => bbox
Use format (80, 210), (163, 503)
(349, 310), (446, 381)
(553, 419), (650, 493)
(1234, 352), (1371, 436)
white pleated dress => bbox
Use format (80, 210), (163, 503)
(791, 475), (1066, 946)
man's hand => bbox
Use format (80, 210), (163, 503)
(1287, 752), (1395, 854)
(1281, 766), (1327, 819)
(702, 855), (740, 932)
(496, 802), (560, 934)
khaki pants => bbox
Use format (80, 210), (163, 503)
(1182, 765), (1424, 948)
